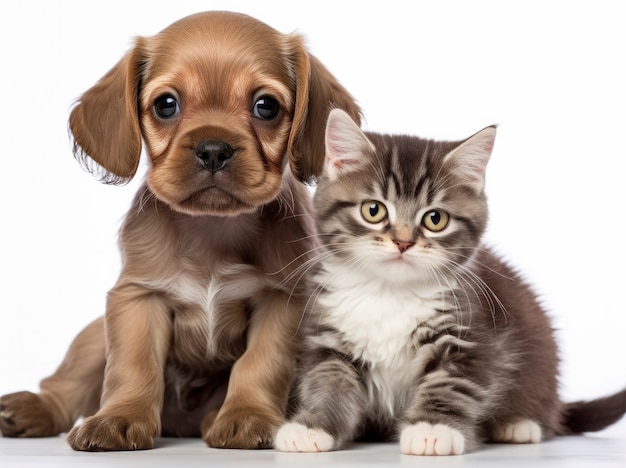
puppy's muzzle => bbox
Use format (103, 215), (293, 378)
(196, 141), (234, 173)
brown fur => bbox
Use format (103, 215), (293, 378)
(0, 11), (360, 451)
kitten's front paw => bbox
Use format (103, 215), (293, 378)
(400, 422), (465, 456)
(490, 419), (542, 444)
(274, 422), (334, 452)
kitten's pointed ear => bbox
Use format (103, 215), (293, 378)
(324, 108), (375, 181)
(443, 125), (497, 193)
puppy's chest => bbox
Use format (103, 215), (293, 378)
(167, 266), (266, 365)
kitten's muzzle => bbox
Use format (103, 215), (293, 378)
(195, 141), (235, 173)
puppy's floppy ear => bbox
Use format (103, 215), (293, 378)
(287, 37), (361, 183)
(69, 38), (147, 184)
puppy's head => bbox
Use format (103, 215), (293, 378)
(69, 11), (360, 216)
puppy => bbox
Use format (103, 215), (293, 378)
(0, 11), (360, 451)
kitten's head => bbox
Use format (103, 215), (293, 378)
(314, 108), (496, 284)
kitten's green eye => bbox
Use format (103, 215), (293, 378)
(422, 210), (449, 232)
(361, 201), (388, 224)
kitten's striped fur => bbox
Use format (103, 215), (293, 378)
(275, 109), (626, 455)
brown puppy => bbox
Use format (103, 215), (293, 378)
(0, 11), (360, 451)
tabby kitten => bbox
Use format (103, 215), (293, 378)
(274, 109), (626, 455)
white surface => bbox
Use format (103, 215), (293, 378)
(1, 423), (626, 468)
(1, 0), (626, 465)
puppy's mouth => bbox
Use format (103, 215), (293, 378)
(180, 183), (256, 217)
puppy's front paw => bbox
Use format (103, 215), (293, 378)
(274, 422), (334, 452)
(0, 392), (61, 437)
(67, 414), (157, 451)
(203, 406), (282, 449)
(400, 422), (465, 456)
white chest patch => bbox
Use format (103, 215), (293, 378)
(312, 270), (454, 416)
(314, 269), (450, 369)
(145, 264), (267, 355)
(166, 264), (266, 309)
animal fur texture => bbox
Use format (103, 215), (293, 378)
(275, 109), (626, 455)
(0, 12), (360, 451)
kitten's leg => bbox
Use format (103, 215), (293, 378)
(401, 369), (487, 455)
(274, 357), (366, 452)
(489, 419), (542, 444)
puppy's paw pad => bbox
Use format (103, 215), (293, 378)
(400, 422), (465, 456)
(274, 422), (334, 452)
(490, 419), (542, 444)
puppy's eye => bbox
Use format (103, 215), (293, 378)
(153, 94), (180, 119)
(252, 96), (280, 120)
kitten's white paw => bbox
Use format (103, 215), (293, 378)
(274, 422), (335, 452)
(490, 419), (542, 444)
(400, 422), (465, 456)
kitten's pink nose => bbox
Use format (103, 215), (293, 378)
(393, 240), (415, 253)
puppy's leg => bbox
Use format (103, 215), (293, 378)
(66, 285), (171, 451)
(203, 291), (298, 449)
(0, 317), (105, 437)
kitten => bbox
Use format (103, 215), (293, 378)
(274, 109), (626, 455)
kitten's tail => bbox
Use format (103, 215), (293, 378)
(562, 388), (626, 434)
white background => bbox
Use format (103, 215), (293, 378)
(1, 0), (624, 409)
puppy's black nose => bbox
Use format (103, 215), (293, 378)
(195, 141), (234, 173)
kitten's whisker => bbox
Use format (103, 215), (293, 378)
(433, 245), (517, 282)
(438, 257), (510, 328)
(421, 262), (469, 341)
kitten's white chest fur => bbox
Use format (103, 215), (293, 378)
(314, 263), (450, 368)
(313, 264), (454, 415)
